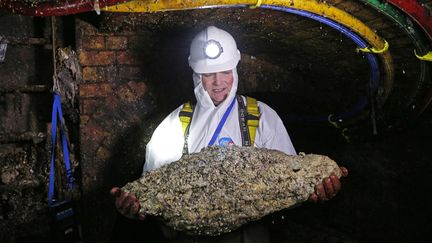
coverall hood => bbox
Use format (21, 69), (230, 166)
(192, 68), (239, 109)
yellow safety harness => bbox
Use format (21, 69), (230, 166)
(179, 101), (194, 136)
(245, 96), (260, 143)
(237, 95), (259, 147)
(179, 101), (194, 155)
(179, 95), (260, 154)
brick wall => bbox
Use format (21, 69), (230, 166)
(76, 19), (158, 243)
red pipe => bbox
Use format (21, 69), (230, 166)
(1, 0), (430, 39)
(388, 0), (432, 118)
(386, 0), (432, 118)
(387, 0), (432, 41)
(0, 0), (128, 16)
(1, 0), (431, 117)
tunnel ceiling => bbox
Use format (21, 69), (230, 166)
(100, 8), (371, 116)
(1, 0), (432, 136)
(97, 0), (432, 135)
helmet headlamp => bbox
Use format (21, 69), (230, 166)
(204, 40), (223, 59)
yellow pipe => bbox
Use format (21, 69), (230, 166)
(415, 50), (432, 62)
(104, 0), (394, 104)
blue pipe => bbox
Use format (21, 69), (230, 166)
(263, 5), (381, 123)
(216, 4), (382, 124)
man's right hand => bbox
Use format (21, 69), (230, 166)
(110, 187), (146, 220)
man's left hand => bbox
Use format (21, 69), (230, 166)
(309, 166), (348, 203)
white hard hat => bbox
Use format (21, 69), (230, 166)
(188, 26), (241, 74)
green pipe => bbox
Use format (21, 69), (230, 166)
(363, 0), (429, 52)
(362, 0), (431, 116)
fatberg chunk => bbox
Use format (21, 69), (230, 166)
(122, 146), (342, 236)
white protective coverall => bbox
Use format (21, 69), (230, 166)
(144, 68), (296, 172)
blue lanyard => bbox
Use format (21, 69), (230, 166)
(48, 93), (75, 207)
(208, 97), (236, 146)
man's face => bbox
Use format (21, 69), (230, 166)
(201, 70), (234, 106)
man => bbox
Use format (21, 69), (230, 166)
(110, 26), (348, 242)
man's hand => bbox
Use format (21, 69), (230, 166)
(110, 187), (146, 220)
(309, 166), (348, 203)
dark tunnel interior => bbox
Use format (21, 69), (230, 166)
(1, 1), (432, 242)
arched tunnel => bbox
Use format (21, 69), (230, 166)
(0, 0), (431, 242)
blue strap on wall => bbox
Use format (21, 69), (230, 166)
(208, 97), (236, 146)
(48, 92), (75, 207)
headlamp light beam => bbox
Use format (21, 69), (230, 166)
(204, 40), (223, 59)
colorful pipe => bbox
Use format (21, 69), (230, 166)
(0, 0), (127, 16)
(361, 0), (432, 119)
(387, 0), (432, 41)
(0, 0), (395, 106)
(4, 0), (431, 120)
(103, 0), (431, 121)
(262, 5), (380, 123)
(104, 0), (394, 104)
(104, 0), (386, 125)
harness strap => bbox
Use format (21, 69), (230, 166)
(179, 95), (260, 154)
(237, 95), (259, 146)
(179, 101), (193, 135)
(246, 96), (259, 146)
(208, 97), (237, 146)
(237, 95), (251, 146)
(179, 101), (194, 155)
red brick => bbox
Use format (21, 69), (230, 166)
(116, 51), (143, 65)
(80, 115), (90, 126)
(96, 146), (111, 160)
(79, 51), (115, 66)
(127, 81), (147, 97)
(81, 36), (105, 50)
(106, 36), (127, 50)
(81, 99), (98, 114)
(81, 123), (107, 144)
(78, 20), (98, 36)
(103, 66), (119, 84)
(117, 84), (137, 103)
(105, 95), (120, 110)
(118, 66), (143, 80)
(79, 83), (113, 98)
(82, 67), (106, 82)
